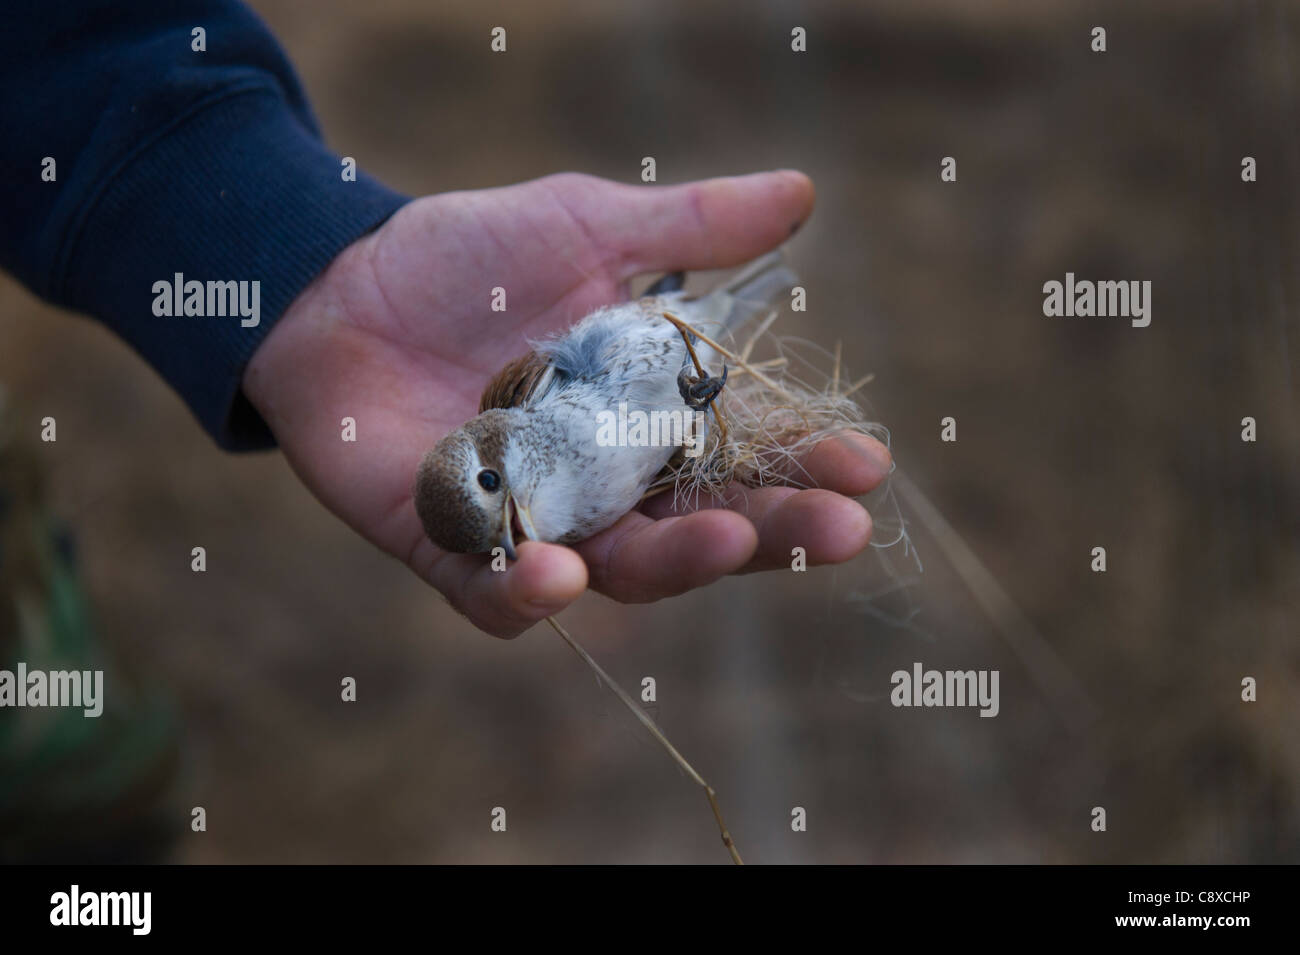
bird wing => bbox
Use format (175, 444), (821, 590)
(480, 252), (797, 413)
(478, 349), (558, 412)
(682, 250), (798, 336)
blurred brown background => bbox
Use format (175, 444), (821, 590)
(1, 0), (1297, 862)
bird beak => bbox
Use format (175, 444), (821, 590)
(499, 492), (540, 561)
(499, 491), (541, 562)
(514, 498), (540, 543)
(499, 494), (518, 561)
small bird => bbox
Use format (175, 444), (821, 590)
(414, 252), (798, 559)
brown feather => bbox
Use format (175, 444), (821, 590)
(479, 350), (554, 412)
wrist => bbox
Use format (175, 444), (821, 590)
(241, 224), (391, 443)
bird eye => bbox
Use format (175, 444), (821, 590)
(477, 469), (501, 492)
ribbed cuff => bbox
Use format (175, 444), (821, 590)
(53, 84), (410, 450)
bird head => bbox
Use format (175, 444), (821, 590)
(413, 409), (539, 560)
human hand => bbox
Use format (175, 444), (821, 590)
(243, 171), (892, 636)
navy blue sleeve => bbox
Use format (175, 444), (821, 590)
(0, 1), (411, 449)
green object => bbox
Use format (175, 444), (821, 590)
(0, 402), (181, 862)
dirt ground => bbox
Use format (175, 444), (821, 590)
(1, 0), (1297, 862)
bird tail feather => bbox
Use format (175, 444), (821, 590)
(691, 250), (799, 335)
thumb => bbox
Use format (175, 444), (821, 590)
(558, 170), (815, 278)
(426, 541), (589, 638)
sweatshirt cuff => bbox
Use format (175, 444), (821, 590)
(53, 84), (410, 450)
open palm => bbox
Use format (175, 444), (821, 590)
(243, 171), (892, 637)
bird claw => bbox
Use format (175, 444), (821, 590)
(678, 363), (729, 410)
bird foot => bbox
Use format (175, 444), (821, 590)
(678, 363), (729, 410)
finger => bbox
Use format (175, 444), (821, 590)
(425, 541), (588, 638)
(643, 484), (873, 573)
(777, 431), (893, 496)
(567, 170), (816, 278)
(737, 487), (873, 572)
(640, 432), (892, 522)
(575, 508), (758, 603)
